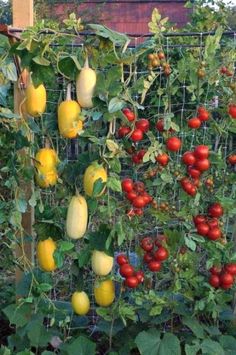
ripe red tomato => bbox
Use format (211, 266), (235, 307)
(193, 215), (206, 225)
(228, 104), (236, 119)
(221, 282), (233, 290)
(142, 192), (152, 205)
(197, 108), (209, 121)
(132, 154), (141, 164)
(188, 185), (197, 196)
(228, 155), (236, 165)
(120, 263), (134, 278)
(156, 119), (164, 132)
(132, 196), (146, 208)
(135, 119), (150, 133)
(125, 276), (139, 288)
(182, 152), (196, 166)
(194, 158), (210, 172)
(116, 254), (128, 265)
(187, 167), (201, 178)
(166, 137), (182, 152)
(220, 272), (234, 285)
(207, 218), (219, 229)
(193, 178), (200, 187)
(155, 153), (169, 166)
(154, 246), (169, 261)
(197, 222), (210, 236)
(131, 129), (143, 142)
(118, 126), (131, 138)
(209, 274), (220, 288)
(220, 66), (227, 74)
(188, 117), (202, 129)
(133, 181), (145, 193)
(122, 108), (136, 122)
(140, 237), (154, 252)
(126, 191), (138, 201)
(209, 265), (222, 275)
(208, 203), (224, 218)
(224, 263), (236, 276)
(137, 149), (147, 160)
(207, 227), (222, 241)
(122, 178), (133, 193)
(135, 270), (145, 283)
(143, 252), (153, 264)
(181, 179), (197, 196)
(134, 208), (144, 216)
(148, 260), (162, 272)
(194, 145), (209, 159)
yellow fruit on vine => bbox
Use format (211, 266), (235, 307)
(91, 250), (114, 276)
(25, 83), (46, 117)
(35, 148), (59, 174)
(71, 291), (90, 315)
(76, 57), (96, 108)
(58, 84), (83, 139)
(66, 194), (88, 239)
(94, 279), (115, 307)
(35, 170), (58, 188)
(36, 238), (57, 272)
(83, 161), (107, 197)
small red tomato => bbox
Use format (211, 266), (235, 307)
(126, 191), (138, 201)
(133, 181), (145, 193)
(135, 119), (150, 133)
(122, 178), (133, 193)
(197, 107), (210, 121)
(155, 153), (169, 166)
(125, 276), (139, 288)
(193, 178), (200, 187)
(194, 158), (210, 172)
(182, 151), (196, 166)
(207, 218), (219, 229)
(137, 149), (147, 160)
(221, 282), (233, 290)
(122, 108), (136, 122)
(140, 237), (154, 252)
(209, 274), (220, 288)
(207, 227), (222, 241)
(120, 263), (134, 278)
(228, 155), (236, 165)
(148, 260), (162, 272)
(143, 252), (153, 264)
(156, 119), (164, 132)
(228, 104), (236, 119)
(132, 196), (146, 208)
(166, 137), (182, 152)
(208, 203), (224, 218)
(224, 263), (236, 276)
(194, 145), (209, 159)
(197, 222), (210, 236)
(187, 185), (197, 196)
(209, 265), (222, 275)
(142, 193), (152, 205)
(220, 66), (227, 74)
(155, 234), (167, 247)
(154, 246), (169, 261)
(193, 215), (206, 225)
(188, 117), (202, 129)
(132, 154), (142, 164)
(135, 270), (145, 283)
(220, 272), (234, 285)
(116, 254), (128, 265)
(131, 129), (143, 142)
(134, 208), (144, 216)
(118, 126), (131, 138)
(187, 167), (201, 178)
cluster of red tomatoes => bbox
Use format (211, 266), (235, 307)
(141, 236), (169, 272)
(193, 202), (224, 241)
(116, 254), (144, 289)
(187, 107), (210, 129)
(220, 66), (233, 77)
(118, 108), (150, 143)
(180, 145), (210, 196)
(122, 179), (152, 217)
(228, 103), (236, 119)
(209, 263), (236, 289)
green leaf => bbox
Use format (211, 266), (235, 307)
(16, 198), (27, 213)
(108, 97), (125, 113)
(1, 62), (17, 81)
(182, 317), (205, 339)
(59, 241), (74, 252)
(3, 304), (31, 328)
(201, 339), (224, 355)
(37, 283), (52, 292)
(185, 342), (201, 355)
(219, 335), (236, 354)
(88, 24), (130, 45)
(62, 336), (96, 355)
(53, 250), (64, 268)
(135, 329), (161, 355)
(92, 178), (106, 196)
(159, 333), (181, 355)
(107, 176), (121, 192)
(184, 236), (196, 251)
(57, 55), (81, 80)
(32, 55), (50, 66)
(26, 319), (52, 347)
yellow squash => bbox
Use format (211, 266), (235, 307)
(58, 83), (83, 139)
(26, 83), (47, 117)
(35, 170), (58, 188)
(71, 291), (90, 315)
(76, 57), (96, 108)
(35, 148), (59, 174)
(66, 194), (88, 239)
(36, 238), (57, 272)
(91, 250), (114, 276)
(94, 279), (115, 307)
(83, 161), (107, 197)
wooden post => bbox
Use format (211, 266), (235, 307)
(13, 0), (34, 292)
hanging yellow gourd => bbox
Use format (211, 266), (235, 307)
(71, 291), (90, 315)
(76, 57), (96, 108)
(94, 279), (115, 307)
(66, 193), (88, 239)
(91, 251), (114, 276)
(36, 238), (57, 272)
(34, 145), (59, 188)
(83, 161), (107, 197)
(25, 82), (47, 117)
(58, 83), (83, 139)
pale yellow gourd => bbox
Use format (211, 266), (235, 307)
(71, 291), (90, 315)
(58, 83), (83, 139)
(83, 161), (107, 197)
(94, 279), (115, 307)
(91, 250), (114, 276)
(36, 238), (57, 272)
(26, 83), (47, 117)
(66, 194), (88, 239)
(76, 57), (96, 108)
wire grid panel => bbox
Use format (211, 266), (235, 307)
(35, 31), (236, 325)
